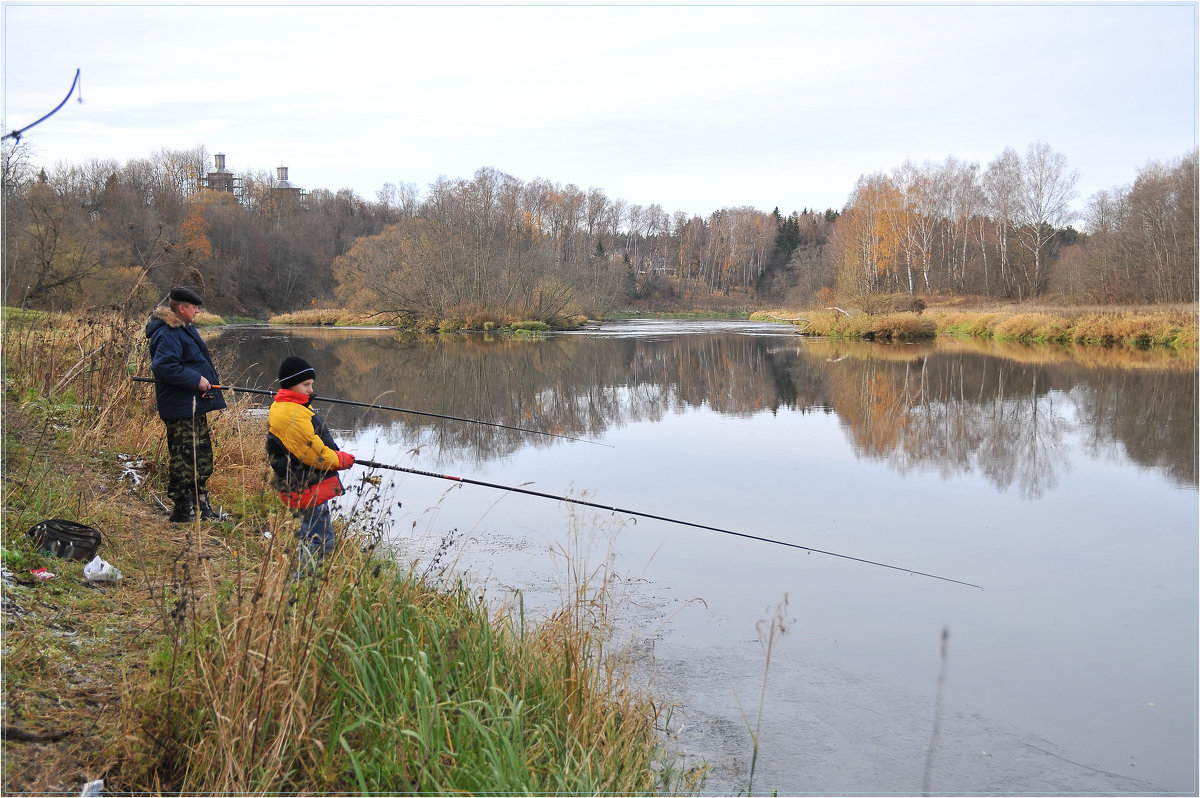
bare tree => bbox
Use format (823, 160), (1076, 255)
(584, 187), (608, 238)
(1124, 152), (1196, 302)
(887, 160), (936, 294)
(11, 178), (106, 307)
(1, 138), (34, 199)
(2, 139), (36, 304)
(983, 147), (1023, 298)
(1013, 141), (1078, 298)
(1069, 150), (1198, 303)
(936, 156), (982, 292)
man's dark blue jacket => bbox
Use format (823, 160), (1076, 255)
(145, 307), (227, 421)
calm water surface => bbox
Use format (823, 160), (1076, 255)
(210, 319), (1198, 795)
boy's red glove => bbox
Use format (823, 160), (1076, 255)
(336, 451), (356, 469)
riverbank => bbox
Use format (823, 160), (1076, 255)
(0, 309), (691, 794)
(753, 301), (1198, 348)
(263, 307), (587, 332)
(262, 301), (1198, 350)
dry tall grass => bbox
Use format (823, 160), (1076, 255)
(2, 307), (684, 794)
(755, 302), (1197, 348)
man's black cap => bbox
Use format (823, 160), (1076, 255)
(169, 286), (204, 306)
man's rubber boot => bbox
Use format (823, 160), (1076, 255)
(169, 500), (195, 523)
(197, 496), (229, 522)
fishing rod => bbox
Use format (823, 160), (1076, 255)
(131, 376), (607, 447)
(356, 458), (983, 590)
(5, 69), (82, 143)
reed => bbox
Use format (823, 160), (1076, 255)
(734, 595), (791, 797)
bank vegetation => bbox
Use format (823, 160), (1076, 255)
(0, 307), (696, 794)
(754, 300), (1197, 348)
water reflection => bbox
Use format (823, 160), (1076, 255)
(208, 323), (1197, 499)
(204, 321), (1198, 793)
(804, 338), (1196, 497)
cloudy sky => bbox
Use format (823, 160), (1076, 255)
(2, 2), (1195, 219)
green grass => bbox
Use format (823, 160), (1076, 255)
(123, 530), (678, 794)
(1, 306), (52, 330)
(319, 581), (653, 793)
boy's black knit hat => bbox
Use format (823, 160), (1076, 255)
(278, 356), (316, 388)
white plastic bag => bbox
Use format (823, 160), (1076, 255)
(83, 555), (121, 583)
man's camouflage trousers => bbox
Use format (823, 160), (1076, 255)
(164, 414), (213, 505)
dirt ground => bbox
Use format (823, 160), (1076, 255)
(1, 399), (229, 795)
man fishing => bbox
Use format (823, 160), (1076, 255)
(145, 286), (227, 522)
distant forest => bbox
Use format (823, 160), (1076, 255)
(1, 141), (1194, 320)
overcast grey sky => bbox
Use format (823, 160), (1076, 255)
(2, 2), (1196, 219)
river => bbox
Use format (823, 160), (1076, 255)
(209, 319), (1198, 795)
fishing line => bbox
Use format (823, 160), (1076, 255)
(131, 376), (608, 447)
(132, 377), (979, 587)
(356, 457), (983, 590)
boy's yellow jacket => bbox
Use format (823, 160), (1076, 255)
(267, 389), (351, 508)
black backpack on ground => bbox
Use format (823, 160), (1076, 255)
(27, 519), (102, 561)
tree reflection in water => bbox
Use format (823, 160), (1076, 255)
(210, 324), (1196, 500)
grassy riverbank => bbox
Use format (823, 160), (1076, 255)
(269, 299), (1197, 350)
(1, 308), (692, 794)
(265, 307), (588, 332)
(754, 301), (1198, 348)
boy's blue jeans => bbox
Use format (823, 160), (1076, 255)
(297, 503), (335, 572)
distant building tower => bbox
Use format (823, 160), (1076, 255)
(202, 152), (239, 195)
(274, 165), (305, 199)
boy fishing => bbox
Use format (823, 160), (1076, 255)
(266, 356), (357, 572)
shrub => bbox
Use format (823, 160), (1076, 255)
(510, 320), (551, 332)
(992, 313), (1073, 342)
(831, 312), (936, 341)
